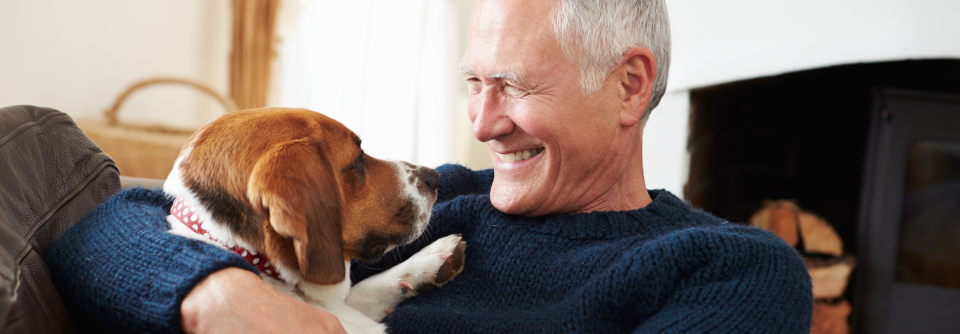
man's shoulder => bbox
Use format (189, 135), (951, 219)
(435, 164), (494, 202)
(647, 222), (807, 283)
(435, 163), (494, 183)
(644, 191), (800, 258)
(642, 189), (729, 230)
(670, 222), (796, 251)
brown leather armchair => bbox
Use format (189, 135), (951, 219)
(0, 105), (163, 333)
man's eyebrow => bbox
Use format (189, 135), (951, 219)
(489, 71), (523, 84)
(460, 63), (532, 88)
(458, 62), (475, 76)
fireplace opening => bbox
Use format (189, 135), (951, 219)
(685, 59), (960, 333)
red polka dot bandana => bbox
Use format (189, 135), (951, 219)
(171, 197), (283, 281)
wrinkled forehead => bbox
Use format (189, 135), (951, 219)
(464, 0), (565, 77)
(469, 0), (556, 32)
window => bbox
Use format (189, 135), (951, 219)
(276, 0), (462, 167)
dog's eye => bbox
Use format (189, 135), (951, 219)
(351, 152), (366, 177)
(356, 152), (366, 167)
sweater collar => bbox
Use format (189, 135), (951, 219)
(170, 197), (284, 281)
(498, 190), (724, 240)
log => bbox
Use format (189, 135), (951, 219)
(750, 200), (799, 247)
(811, 299), (851, 334)
(806, 254), (857, 299)
(750, 201), (854, 332)
(798, 212), (844, 257)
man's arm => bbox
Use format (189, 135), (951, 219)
(47, 188), (343, 333)
(182, 268), (345, 334)
(634, 227), (813, 333)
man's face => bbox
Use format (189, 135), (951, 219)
(462, 0), (634, 216)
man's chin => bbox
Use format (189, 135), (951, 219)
(490, 182), (541, 216)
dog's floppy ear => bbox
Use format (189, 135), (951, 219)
(248, 139), (346, 285)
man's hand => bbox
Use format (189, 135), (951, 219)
(181, 267), (347, 334)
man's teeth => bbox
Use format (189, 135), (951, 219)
(497, 148), (544, 163)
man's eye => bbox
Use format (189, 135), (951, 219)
(504, 84), (526, 96)
(466, 79), (481, 93)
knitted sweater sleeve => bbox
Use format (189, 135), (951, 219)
(633, 226), (813, 333)
(46, 188), (258, 333)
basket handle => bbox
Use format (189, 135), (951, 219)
(104, 77), (238, 126)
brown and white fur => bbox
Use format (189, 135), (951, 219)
(164, 108), (465, 334)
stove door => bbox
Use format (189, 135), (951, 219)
(856, 89), (960, 334)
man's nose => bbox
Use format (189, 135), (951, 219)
(470, 88), (515, 142)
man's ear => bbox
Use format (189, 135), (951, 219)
(615, 47), (657, 128)
(248, 139), (346, 285)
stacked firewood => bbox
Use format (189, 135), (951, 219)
(750, 201), (856, 334)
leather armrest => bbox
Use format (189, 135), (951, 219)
(0, 106), (120, 334)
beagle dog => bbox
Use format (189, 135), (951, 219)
(163, 108), (465, 334)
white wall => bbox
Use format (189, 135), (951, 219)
(4, 0), (959, 198)
(0, 0), (230, 130)
(643, 0), (960, 197)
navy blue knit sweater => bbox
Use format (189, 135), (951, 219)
(48, 164), (812, 333)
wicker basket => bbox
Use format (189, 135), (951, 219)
(76, 78), (237, 179)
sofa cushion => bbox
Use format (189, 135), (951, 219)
(0, 106), (120, 334)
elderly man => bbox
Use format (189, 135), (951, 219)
(48, 0), (812, 333)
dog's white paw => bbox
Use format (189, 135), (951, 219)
(345, 234), (466, 321)
(397, 234), (467, 296)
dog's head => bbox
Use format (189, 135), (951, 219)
(173, 108), (439, 285)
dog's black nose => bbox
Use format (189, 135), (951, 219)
(418, 167), (440, 191)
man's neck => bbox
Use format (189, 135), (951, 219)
(573, 135), (651, 213)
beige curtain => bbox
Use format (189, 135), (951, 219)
(230, 0), (280, 110)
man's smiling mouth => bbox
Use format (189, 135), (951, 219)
(496, 148), (544, 163)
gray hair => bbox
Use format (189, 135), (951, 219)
(551, 0), (671, 123)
